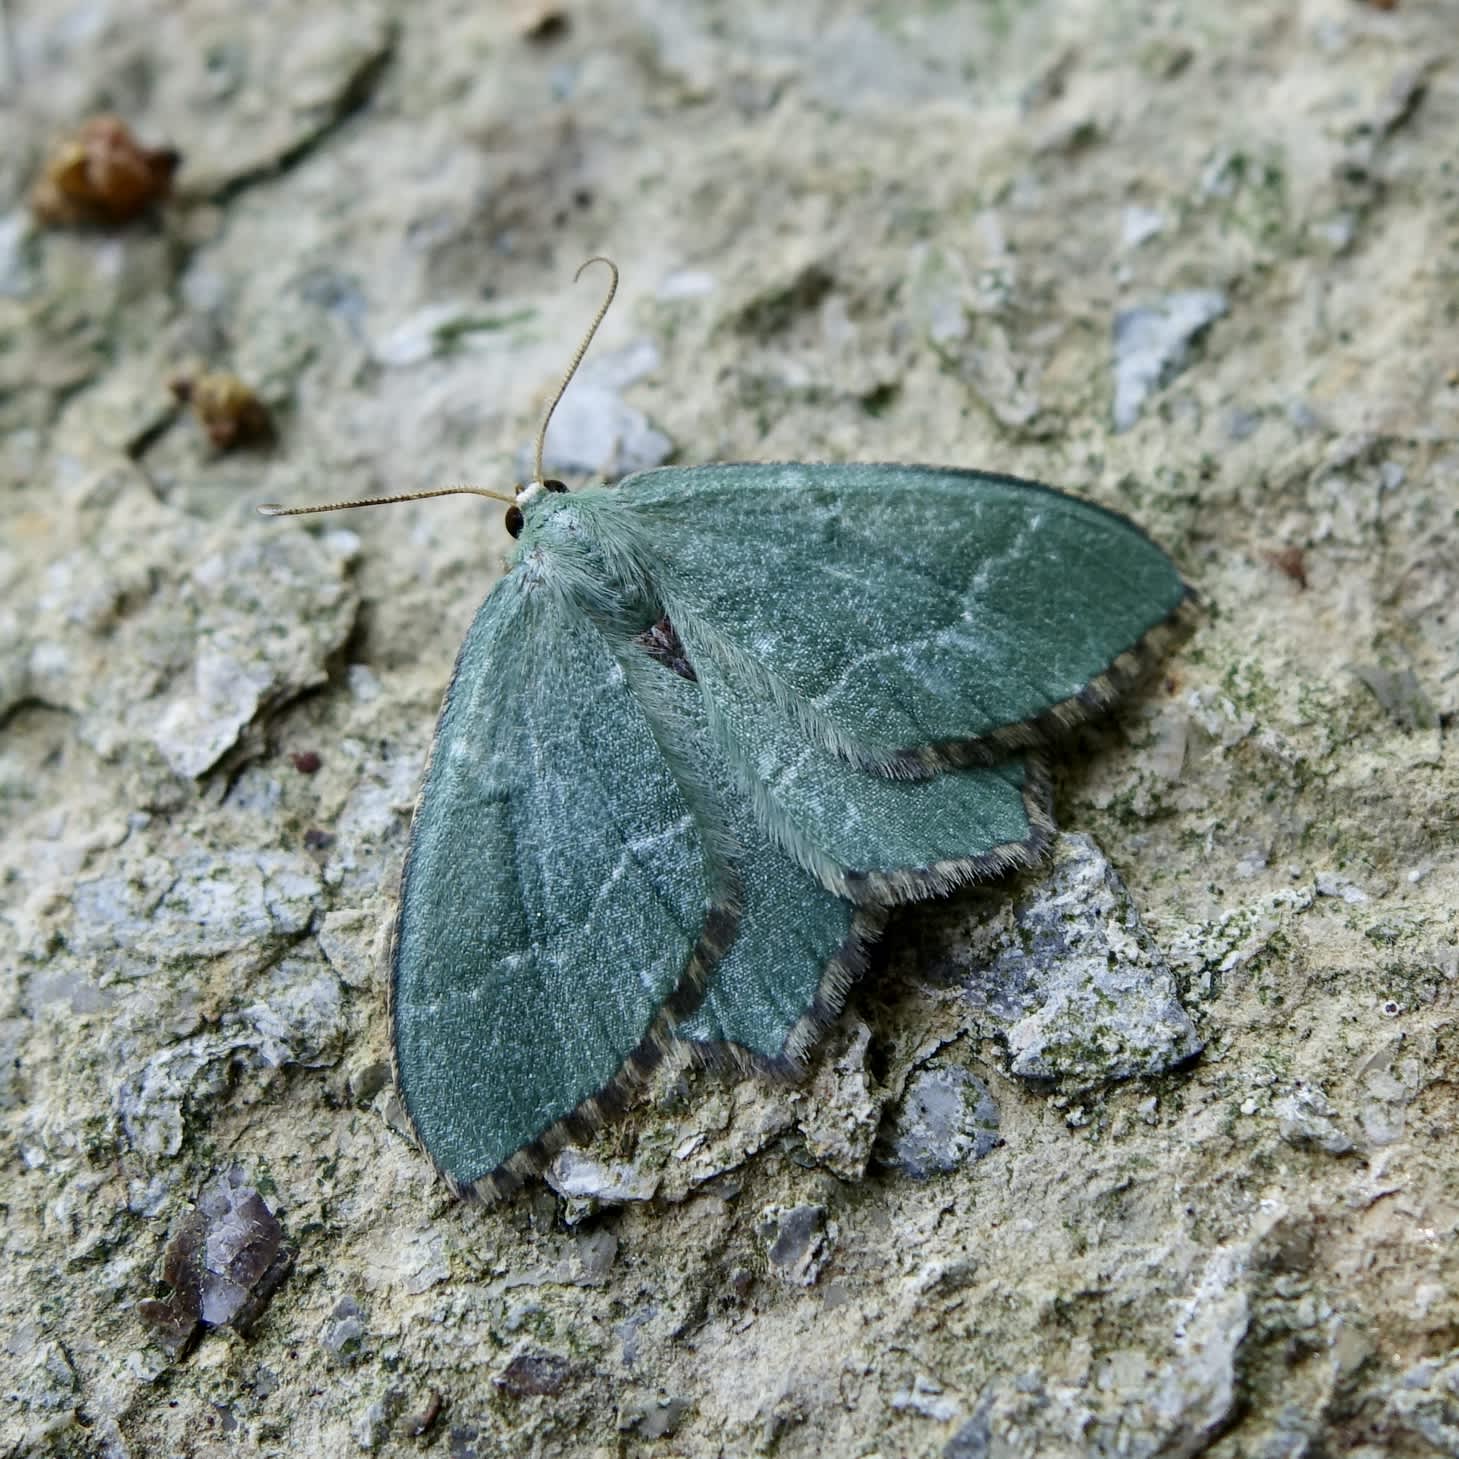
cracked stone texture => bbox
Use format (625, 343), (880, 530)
(895, 831), (1205, 1091)
(1, 2), (1457, 1457)
(877, 1064), (1001, 1181)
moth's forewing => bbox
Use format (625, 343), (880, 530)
(609, 462), (1191, 768)
(389, 573), (726, 1197)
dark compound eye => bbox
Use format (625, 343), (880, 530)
(505, 505), (524, 538)
(543, 479), (568, 494)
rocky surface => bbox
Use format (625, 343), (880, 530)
(1, 2), (1456, 1457)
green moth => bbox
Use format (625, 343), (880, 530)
(264, 259), (1190, 1200)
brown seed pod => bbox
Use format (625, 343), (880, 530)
(30, 116), (180, 226)
(514, 1), (568, 41)
(169, 371), (273, 450)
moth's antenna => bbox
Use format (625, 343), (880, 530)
(260, 257), (619, 523)
(533, 256), (618, 486)
(257, 485), (515, 518)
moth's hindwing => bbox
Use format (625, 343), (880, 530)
(678, 622), (1056, 903)
(617, 651), (877, 1066)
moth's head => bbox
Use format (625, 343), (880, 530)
(505, 478), (568, 539)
